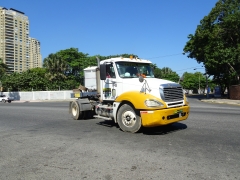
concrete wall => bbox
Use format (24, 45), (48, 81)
(1, 90), (75, 101)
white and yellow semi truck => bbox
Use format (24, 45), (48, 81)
(69, 57), (190, 133)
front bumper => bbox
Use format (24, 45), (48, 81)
(140, 105), (190, 127)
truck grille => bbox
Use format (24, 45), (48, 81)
(160, 84), (184, 102)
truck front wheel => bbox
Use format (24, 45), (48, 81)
(117, 104), (142, 133)
(71, 101), (84, 120)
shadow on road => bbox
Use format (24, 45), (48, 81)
(97, 120), (119, 128)
(142, 122), (187, 135)
(97, 120), (187, 135)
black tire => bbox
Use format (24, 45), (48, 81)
(2, 99), (6, 103)
(117, 104), (142, 133)
(8, 100), (11, 103)
(71, 101), (84, 120)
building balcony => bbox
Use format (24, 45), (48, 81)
(5, 32), (14, 35)
(5, 41), (14, 45)
(5, 23), (14, 26)
(5, 20), (13, 23)
(5, 29), (14, 32)
(5, 49), (14, 52)
(6, 57), (14, 60)
(5, 50), (14, 53)
(5, 37), (14, 40)
(5, 33), (14, 37)
(6, 59), (14, 62)
(6, 56), (15, 60)
(5, 19), (13, 23)
(6, 62), (14, 66)
(5, 34), (14, 38)
(5, 26), (14, 30)
(5, 48), (14, 51)
(5, 54), (14, 57)
(5, 14), (13, 18)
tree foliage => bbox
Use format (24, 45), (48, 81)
(5, 46), (212, 92)
(153, 67), (179, 82)
(2, 47), (209, 92)
(180, 72), (215, 93)
(2, 68), (48, 91)
(43, 53), (68, 81)
(1, 48), (142, 91)
(180, 72), (206, 90)
(183, 0), (240, 93)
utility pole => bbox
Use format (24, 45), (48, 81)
(199, 74), (200, 94)
(194, 67), (209, 98)
(206, 74), (209, 98)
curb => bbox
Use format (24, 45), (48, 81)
(200, 99), (240, 106)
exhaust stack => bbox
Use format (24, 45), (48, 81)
(96, 57), (101, 94)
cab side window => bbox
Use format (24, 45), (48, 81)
(106, 64), (116, 78)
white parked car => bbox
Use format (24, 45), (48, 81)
(0, 95), (14, 103)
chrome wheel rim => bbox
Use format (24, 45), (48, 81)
(72, 104), (77, 116)
(122, 110), (136, 127)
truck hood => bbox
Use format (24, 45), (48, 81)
(142, 78), (177, 89)
(120, 78), (181, 99)
(121, 78), (179, 90)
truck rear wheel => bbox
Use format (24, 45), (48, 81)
(117, 104), (142, 133)
(71, 101), (84, 120)
(2, 99), (6, 103)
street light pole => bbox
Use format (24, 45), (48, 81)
(199, 73), (200, 94)
(194, 67), (209, 98)
(206, 74), (209, 98)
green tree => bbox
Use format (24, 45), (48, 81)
(56, 48), (88, 76)
(27, 68), (49, 91)
(2, 68), (49, 91)
(183, 0), (240, 94)
(180, 72), (206, 91)
(43, 53), (68, 82)
(153, 67), (162, 78)
(54, 48), (99, 85)
(153, 66), (179, 82)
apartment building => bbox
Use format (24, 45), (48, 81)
(0, 7), (42, 73)
(29, 37), (42, 68)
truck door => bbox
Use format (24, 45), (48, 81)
(102, 63), (117, 101)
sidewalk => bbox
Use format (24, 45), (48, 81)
(187, 94), (240, 106)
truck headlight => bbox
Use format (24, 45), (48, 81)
(145, 99), (164, 107)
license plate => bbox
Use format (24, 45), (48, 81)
(173, 109), (183, 115)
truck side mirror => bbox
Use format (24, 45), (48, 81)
(100, 64), (106, 80)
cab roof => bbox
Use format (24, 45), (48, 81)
(100, 57), (152, 64)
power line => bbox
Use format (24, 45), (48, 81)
(147, 53), (184, 59)
(174, 66), (204, 72)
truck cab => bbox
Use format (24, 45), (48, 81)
(70, 57), (190, 133)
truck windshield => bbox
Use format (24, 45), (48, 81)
(116, 62), (155, 78)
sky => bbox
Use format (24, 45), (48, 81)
(1, 0), (218, 75)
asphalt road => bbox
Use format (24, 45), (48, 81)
(0, 98), (239, 180)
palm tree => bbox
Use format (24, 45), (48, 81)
(43, 54), (68, 81)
